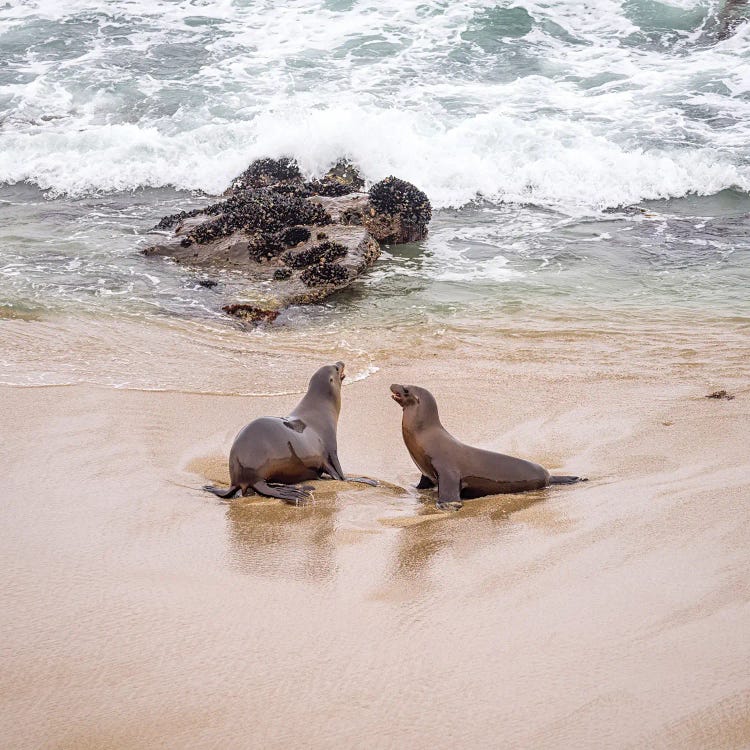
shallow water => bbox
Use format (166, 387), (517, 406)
(1, 181), (748, 391)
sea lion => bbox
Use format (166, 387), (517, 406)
(390, 384), (585, 511)
(204, 362), (372, 504)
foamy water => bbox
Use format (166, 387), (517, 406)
(1, 1), (749, 388)
(1, 0), (749, 208)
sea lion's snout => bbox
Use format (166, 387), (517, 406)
(390, 384), (406, 405)
(336, 361), (345, 381)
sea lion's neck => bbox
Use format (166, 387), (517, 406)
(291, 389), (340, 435)
(402, 404), (444, 436)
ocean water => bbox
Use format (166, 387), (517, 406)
(1, 0), (749, 389)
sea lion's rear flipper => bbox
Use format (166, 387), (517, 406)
(416, 475), (435, 489)
(203, 484), (240, 499)
(549, 475), (588, 485)
(253, 480), (313, 506)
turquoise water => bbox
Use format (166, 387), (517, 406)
(1, 1), (749, 386)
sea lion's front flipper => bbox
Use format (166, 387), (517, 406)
(435, 469), (463, 511)
(325, 451), (354, 481)
(322, 458), (345, 481)
(322, 456), (378, 486)
(416, 475), (435, 489)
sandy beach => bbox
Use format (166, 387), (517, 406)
(3, 2), (750, 746)
(2, 318), (749, 749)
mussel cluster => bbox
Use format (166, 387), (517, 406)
(340, 206), (363, 225)
(273, 267), (293, 281)
(177, 189), (331, 246)
(368, 176), (432, 226)
(300, 262), (349, 287)
(156, 207), (203, 231)
(230, 157), (302, 191)
(249, 225), (311, 262)
(278, 226), (311, 246)
(230, 157), (365, 199)
(281, 240), (348, 269)
(247, 233), (283, 262)
(305, 178), (353, 197)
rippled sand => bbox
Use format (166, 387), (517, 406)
(1, 317), (749, 748)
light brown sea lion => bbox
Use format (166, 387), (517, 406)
(204, 362), (374, 504)
(390, 384), (586, 511)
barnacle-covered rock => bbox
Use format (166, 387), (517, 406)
(144, 192), (379, 318)
(364, 176), (432, 243)
(226, 157), (365, 200)
(143, 158), (431, 321)
(156, 207), (204, 231)
(326, 159), (365, 191)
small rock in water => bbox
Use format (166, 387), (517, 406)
(197, 278), (218, 289)
(221, 304), (279, 324)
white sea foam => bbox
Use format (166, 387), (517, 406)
(0, 0), (748, 210)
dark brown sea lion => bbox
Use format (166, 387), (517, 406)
(204, 362), (374, 504)
(390, 384), (585, 511)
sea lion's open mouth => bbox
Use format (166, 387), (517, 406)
(390, 384), (406, 405)
(336, 361), (345, 382)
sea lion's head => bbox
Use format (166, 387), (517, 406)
(390, 384), (440, 429)
(307, 361), (345, 403)
(390, 383), (418, 408)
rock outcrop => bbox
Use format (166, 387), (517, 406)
(143, 159), (431, 320)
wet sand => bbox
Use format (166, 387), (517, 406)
(1, 326), (749, 749)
